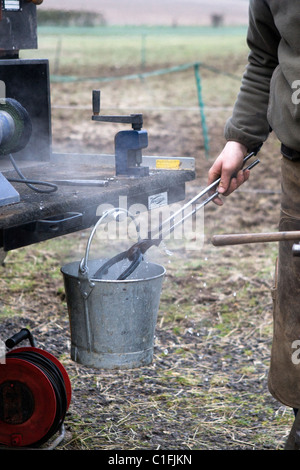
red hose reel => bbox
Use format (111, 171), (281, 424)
(0, 328), (71, 448)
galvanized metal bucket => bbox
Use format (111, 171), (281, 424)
(61, 209), (166, 369)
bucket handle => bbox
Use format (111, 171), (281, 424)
(78, 208), (140, 279)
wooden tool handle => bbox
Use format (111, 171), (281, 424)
(212, 231), (300, 246)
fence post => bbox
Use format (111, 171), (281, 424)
(194, 63), (210, 159)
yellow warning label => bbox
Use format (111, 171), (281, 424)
(156, 159), (181, 170)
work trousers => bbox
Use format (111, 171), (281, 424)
(268, 157), (300, 409)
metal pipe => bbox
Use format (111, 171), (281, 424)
(212, 231), (300, 246)
(0, 111), (15, 148)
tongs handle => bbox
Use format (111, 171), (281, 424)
(151, 152), (260, 241)
(92, 151), (261, 281)
(212, 230), (300, 246)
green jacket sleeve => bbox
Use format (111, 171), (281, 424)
(224, 0), (281, 151)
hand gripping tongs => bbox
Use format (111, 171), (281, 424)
(93, 151), (260, 281)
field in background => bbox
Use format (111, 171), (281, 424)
(0, 24), (292, 450)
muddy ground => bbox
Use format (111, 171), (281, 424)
(0, 57), (293, 451)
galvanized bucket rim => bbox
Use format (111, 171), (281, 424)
(61, 258), (166, 284)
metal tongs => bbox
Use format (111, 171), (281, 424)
(94, 151), (260, 280)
